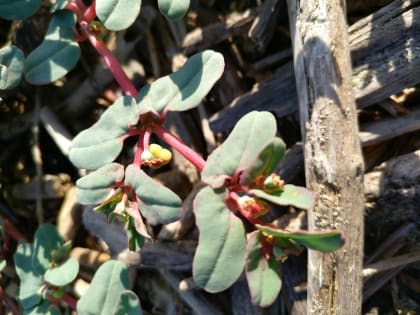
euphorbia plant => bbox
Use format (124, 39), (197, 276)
(0, 0), (344, 310)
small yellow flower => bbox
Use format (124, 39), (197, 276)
(141, 144), (172, 169)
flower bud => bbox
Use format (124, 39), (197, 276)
(141, 144), (172, 169)
(263, 173), (285, 193)
(140, 150), (154, 162)
(237, 195), (269, 218)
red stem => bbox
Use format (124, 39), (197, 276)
(80, 22), (138, 97)
(61, 293), (77, 310)
(65, 1), (84, 19)
(3, 217), (26, 242)
(152, 124), (205, 172)
(83, 0), (97, 22)
(133, 130), (145, 166)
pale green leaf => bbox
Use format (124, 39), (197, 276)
(69, 96), (139, 170)
(96, 0), (142, 31)
(24, 10), (80, 84)
(44, 257), (79, 286)
(0, 45), (25, 89)
(193, 187), (246, 292)
(125, 164), (181, 225)
(158, 0), (189, 20)
(245, 231), (281, 307)
(202, 111), (277, 188)
(137, 50), (224, 114)
(77, 260), (130, 315)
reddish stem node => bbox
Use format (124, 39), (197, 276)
(228, 192), (263, 226)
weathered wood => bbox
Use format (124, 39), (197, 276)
(182, 10), (255, 55)
(245, 0), (283, 58)
(359, 107), (420, 146)
(287, 1), (365, 315)
(350, 0), (420, 108)
(210, 0), (420, 133)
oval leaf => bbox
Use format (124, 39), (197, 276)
(136, 50), (224, 114)
(77, 260), (130, 315)
(44, 257), (79, 287)
(76, 163), (125, 205)
(158, 0), (190, 20)
(240, 137), (286, 185)
(114, 291), (143, 315)
(249, 185), (314, 210)
(32, 224), (64, 275)
(0, 45), (25, 89)
(70, 96), (139, 170)
(125, 164), (181, 225)
(13, 241), (43, 310)
(246, 231), (282, 307)
(256, 225), (344, 252)
(96, 0), (142, 31)
(0, 0), (40, 20)
(193, 187), (246, 292)
(24, 10), (80, 84)
(202, 111), (277, 188)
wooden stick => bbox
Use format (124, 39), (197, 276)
(287, 1), (365, 314)
(363, 251), (420, 278)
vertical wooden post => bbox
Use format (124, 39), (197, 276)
(286, 1), (365, 314)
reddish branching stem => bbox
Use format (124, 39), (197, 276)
(80, 22), (138, 97)
(152, 124), (205, 172)
(83, 0), (97, 22)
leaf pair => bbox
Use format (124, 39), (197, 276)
(76, 163), (182, 231)
(96, 0), (190, 32)
(70, 50), (224, 171)
(13, 224), (78, 312)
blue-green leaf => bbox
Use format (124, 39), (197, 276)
(158, 0), (190, 20)
(44, 257), (79, 286)
(0, 0), (40, 20)
(246, 231), (281, 307)
(96, 0), (142, 31)
(26, 300), (61, 315)
(32, 224), (63, 275)
(0, 45), (25, 89)
(193, 187), (246, 292)
(70, 96), (139, 170)
(114, 291), (142, 315)
(240, 137), (286, 185)
(77, 260), (130, 315)
(125, 164), (181, 225)
(24, 10), (80, 84)
(257, 225), (344, 252)
(136, 50), (224, 114)
(248, 185), (314, 210)
(13, 241), (43, 310)
(76, 163), (125, 205)
(202, 111), (277, 188)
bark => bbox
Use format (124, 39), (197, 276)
(287, 1), (365, 314)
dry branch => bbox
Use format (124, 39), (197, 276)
(287, 1), (365, 314)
